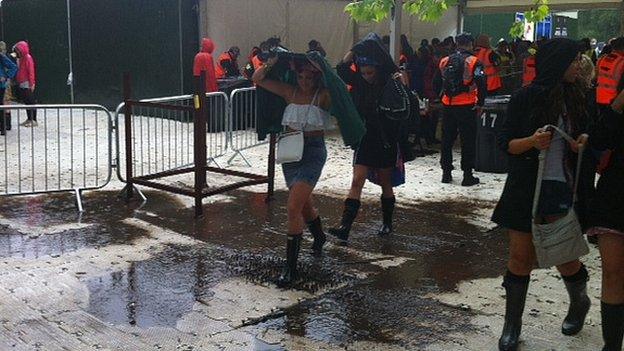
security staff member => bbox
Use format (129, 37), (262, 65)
(475, 34), (502, 94)
(522, 45), (538, 87)
(215, 46), (241, 79)
(438, 33), (487, 186)
(596, 37), (624, 108)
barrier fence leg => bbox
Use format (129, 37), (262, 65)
(194, 72), (208, 217)
(118, 73), (146, 202)
(266, 133), (276, 203)
(74, 188), (84, 212)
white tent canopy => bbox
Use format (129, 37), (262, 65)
(199, 0), (622, 64)
(199, 0), (459, 64)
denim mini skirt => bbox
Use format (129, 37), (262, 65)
(282, 135), (327, 189)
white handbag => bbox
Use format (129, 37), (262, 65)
(531, 124), (589, 268)
(276, 100), (314, 164)
(276, 130), (304, 164)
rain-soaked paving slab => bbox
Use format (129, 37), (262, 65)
(0, 188), (604, 350)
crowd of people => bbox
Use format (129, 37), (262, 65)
(0, 40), (37, 134)
(203, 32), (624, 351)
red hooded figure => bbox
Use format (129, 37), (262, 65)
(14, 41), (36, 91)
(193, 38), (218, 93)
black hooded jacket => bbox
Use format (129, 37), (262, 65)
(588, 97), (624, 232)
(492, 39), (592, 233)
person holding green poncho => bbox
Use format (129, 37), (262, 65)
(253, 51), (365, 288)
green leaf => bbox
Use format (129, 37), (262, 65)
(346, 0), (457, 23)
(508, 0), (550, 39)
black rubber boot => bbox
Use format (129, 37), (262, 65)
(462, 170), (480, 187)
(601, 302), (624, 351)
(276, 234), (302, 288)
(441, 170), (452, 183)
(499, 271), (530, 351)
(307, 216), (326, 254)
(561, 265), (591, 336)
(328, 198), (360, 243)
(378, 196), (395, 236)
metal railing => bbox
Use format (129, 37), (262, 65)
(227, 87), (266, 166)
(114, 92), (229, 182)
(119, 73), (275, 217)
(0, 104), (112, 210)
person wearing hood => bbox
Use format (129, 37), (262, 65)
(13, 41), (37, 127)
(475, 34), (502, 94)
(492, 38), (592, 351)
(0, 41), (17, 135)
(330, 35), (406, 242)
(193, 38), (218, 93)
(215, 46), (241, 79)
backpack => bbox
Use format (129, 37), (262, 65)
(379, 78), (412, 121)
(442, 52), (470, 97)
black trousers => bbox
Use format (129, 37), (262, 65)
(440, 105), (477, 172)
(18, 88), (37, 121)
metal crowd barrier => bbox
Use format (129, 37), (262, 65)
(120, 73), (275, 217)
(227, 87), (265, 166)
(114, 92), (229, 182)
(0, 104), (112, 211)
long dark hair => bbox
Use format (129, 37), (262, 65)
(534, 82), (587, 132)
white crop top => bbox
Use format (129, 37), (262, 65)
(281, 88), (334, 132)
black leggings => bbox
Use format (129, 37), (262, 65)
(18, 88), (36, 121)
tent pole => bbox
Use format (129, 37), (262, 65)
(66, 0), (75, 104)
(390, 1), (402, 64)
(178, 0), (184, 94)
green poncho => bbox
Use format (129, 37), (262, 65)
(256, 51), (366, 149)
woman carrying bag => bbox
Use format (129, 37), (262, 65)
(588, 88), (624, 351)
(253, 51), (365, 287)
(491, 38), (593, 351)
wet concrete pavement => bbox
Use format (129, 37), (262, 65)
(0, 189), (514, 350)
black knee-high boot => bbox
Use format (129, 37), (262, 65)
(328, 198), (360, 242)
(602, 301), (624, 351)
(378, 196), (395, 236)
(307, 216), (326, 254)
(561, 264), (591, 335)
(277, 234), (302, 288)
(499, 271), (530, 351)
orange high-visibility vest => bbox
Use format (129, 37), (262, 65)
(475, 47), (502, 92)
(522, 56), (536, 87)
(215, 52), (233, 79)
(347, 63), (357, 92)
(251, 55), (263, 70)
(596, 52), (624, 105)
(439, 54), (479, 106)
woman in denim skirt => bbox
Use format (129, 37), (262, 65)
(253, 56), (333, 287)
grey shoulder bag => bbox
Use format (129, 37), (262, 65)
(531, 124), (589, 268)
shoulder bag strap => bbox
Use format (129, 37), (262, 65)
(532, 124), (586, 220)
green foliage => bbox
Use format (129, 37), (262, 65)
(404, 0), (458, 22)
(509, 0), (551, 38)
(577, 9), (621, 42)
(345, 0), (458, 23)
(344, 0), (395, 22)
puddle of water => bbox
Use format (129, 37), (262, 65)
(2, 189), (508, 347)
(0, 191), (171, 258)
